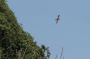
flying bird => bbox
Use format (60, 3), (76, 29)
(56, 15), (60, 24)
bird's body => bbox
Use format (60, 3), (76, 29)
(56, 15), (60, 24)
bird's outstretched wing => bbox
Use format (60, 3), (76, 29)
(56, 15), (60, 24)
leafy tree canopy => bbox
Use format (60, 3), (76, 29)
(0, 0), (50, 59)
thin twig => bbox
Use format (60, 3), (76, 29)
(55, 55), (57, 59)
(22, 48), (27, 59)
(60, 48), (63, 59)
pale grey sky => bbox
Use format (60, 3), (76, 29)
(8, 0), (90, 59)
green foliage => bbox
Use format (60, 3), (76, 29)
(0, 0), (50, 59)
